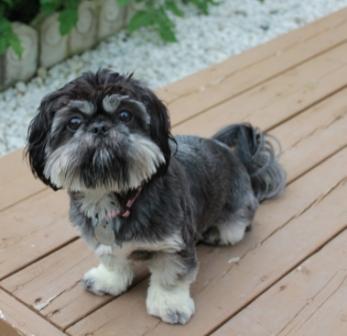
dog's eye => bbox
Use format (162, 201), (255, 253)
(118, 110), (132, 123)
(67, 116), (82, 131)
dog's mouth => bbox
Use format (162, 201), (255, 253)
(44, 134), (165, 192)
(79, 144), (129, 189)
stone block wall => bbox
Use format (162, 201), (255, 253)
(0, 0), (127, 90)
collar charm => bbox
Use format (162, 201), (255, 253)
(94, 220), (115, 245)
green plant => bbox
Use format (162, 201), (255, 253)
(0, 0), (83, 57)
(0, 0), (264, 58)
(118, 0), (218, 42)
(0, 0), (23, 57)
(40, 0), (82, 35)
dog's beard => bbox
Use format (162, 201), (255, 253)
(44, 132), (165, 192)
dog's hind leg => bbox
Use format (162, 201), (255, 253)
(201, 193), (258, 246)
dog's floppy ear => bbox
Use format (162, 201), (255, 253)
(26, 95), (60, 190)
(140, 86), (172, 173)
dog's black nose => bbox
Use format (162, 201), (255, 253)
(89, 121), (110, 135)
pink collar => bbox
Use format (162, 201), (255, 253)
(106, 187), (142, 219)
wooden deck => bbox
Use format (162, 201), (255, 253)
(1, 7), (347, 336)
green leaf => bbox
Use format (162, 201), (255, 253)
(0, 15), (12, 32)
(9, 31), (23, 57)
(165, 0), (184, 17)
(0, 17), (22, 57)
(0, 17), (12, 54)
(155, 9), (176, 42)
(189, 0), (209, 14)
(157, 24), (176, 42)
(40, 0), (60, 14)
(122, 0), (221, 43)
(0, 36), (7, 55)
(58, 7), (78, 35)
(128, 10), (154, 33)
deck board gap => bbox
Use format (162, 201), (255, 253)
(266, 83), (347, 133)
(285, 144), (347, 185)
(0, 187), (47, 214)
(0, 237), (79, 282)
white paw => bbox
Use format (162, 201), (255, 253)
(219, 220), (248, 245)
(146, 283), (195, 325)
(82, 264), (133, 296)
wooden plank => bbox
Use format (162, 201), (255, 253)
(2, 80), (347, 328)
(0, 288), (66, 336)
(284, 283), (347, 336)
(270, 87), (347, 182)
(0, 150), (45, 211)
(0, 240), (147, 328)
(1, 240), (98, 324)
(3, 8), (347, 212)
(282, 279), (347, 336)
(174, 41), (347, 137)
(66, 149), (347, 336)
(212, 229), (347, 336)
(0, 190), (75, 279)
(158, 7), (347, 125)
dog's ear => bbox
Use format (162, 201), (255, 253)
(140, 87), (172, 173)
(26, 95), (60, 190)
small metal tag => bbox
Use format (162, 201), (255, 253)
(94, 220), (115, 246)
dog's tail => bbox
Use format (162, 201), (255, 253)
(213, 123), (286, 202)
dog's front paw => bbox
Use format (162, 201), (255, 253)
(146, 284), (195, 325)
(82, 264), (133, 296)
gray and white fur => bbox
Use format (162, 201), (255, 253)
(26, 69), (286, 325)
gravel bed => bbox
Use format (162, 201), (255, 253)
(1, 0), (347, 156)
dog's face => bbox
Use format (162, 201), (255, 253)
(27, 70), (171, 192)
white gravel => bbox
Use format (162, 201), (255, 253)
(1, 0), (347, 156)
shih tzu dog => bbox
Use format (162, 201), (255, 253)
(26, 69), (286, 325)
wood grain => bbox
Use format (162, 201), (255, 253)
(0, 150), (45, 212)
(0, 190), (74, 279)
(174, 41), (347, 137)
(211, 229), (347, 336)
(1, 239), (147, 328)
(0, 289), (66, 336)
(271, 87), (347, 182)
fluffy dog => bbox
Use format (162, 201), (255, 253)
(26, 69), (286, 325)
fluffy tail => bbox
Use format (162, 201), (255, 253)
(213, 123), (286, 202)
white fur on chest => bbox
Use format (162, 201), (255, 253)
(95, 234), (184, 260)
